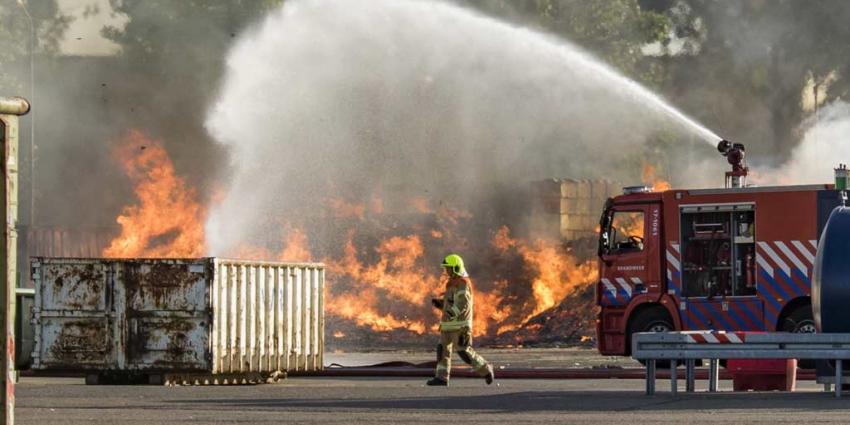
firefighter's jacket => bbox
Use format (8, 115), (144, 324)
(438, 275), (474, 332)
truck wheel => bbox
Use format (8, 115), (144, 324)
(780, 305), (816, 369)
(629, 307), (676, 368)
(630, 307), (674, 334)
(781, 306), (816, 334)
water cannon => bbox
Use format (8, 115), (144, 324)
(717, 139), (748, 188)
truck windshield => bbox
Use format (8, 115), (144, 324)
(600, 210), (645, 255)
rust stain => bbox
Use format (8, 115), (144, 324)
(50, 264), (105, 310)
(34, 258), (322, 374)
(123, 260), (207, 368)
(129, 320), (195, 362)
(124, 261), (204, 311)
(46, 320), (110, 368)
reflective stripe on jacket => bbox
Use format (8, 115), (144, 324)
(439, 275), (473, 332)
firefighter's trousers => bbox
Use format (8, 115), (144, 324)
(434, 329), (491, 381)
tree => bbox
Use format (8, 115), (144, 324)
(659, 1), (850, 159)
(0, 0), (70, 93)
(461, 0), (672, 86)
(467, 1), (850, 161)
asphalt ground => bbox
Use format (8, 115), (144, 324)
(17, 375), (850, 424)
(16, 349), (849, 424)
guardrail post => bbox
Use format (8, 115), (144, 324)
(633, 331), (850, 397)
(670, 360), (677, 395)
(709, 359), (719, 392)
(836, 360), (842, 399)
(685, 359), (695, 392)
(646, 359), (656, 395)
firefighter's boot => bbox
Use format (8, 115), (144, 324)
(484, 364), (495, 385)
(426, 377), (448, 386)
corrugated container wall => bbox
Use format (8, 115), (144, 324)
(30, 257), (324, 376)
(26, 226), (117, 260)
(530, 179), (621, 241)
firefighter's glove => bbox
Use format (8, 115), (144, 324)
(445, 306), (459, 321)
(431, 298), (444, 309)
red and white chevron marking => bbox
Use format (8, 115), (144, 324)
(684, 332), (747, 344)
(601, 277), (639, 299)
(755, 240), (817, 279)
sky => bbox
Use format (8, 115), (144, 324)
(55, 0), (125, 56)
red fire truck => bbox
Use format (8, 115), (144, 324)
(595, 141), (843, 356)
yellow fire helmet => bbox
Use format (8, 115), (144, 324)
(441, 254), (468, 277)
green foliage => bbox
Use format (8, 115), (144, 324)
(660, 0), (850, 156)
(0, 4), (29, 92)
(462, 0), (672, 86)
(464, 0), (850, 159)
(102, 0), (282, 92)
(0, 0), (71, 94)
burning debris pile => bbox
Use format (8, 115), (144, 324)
(102, 131), (603, 347)
(494, 284), (597, 347)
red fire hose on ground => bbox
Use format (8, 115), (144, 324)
(289, 361), (817, 380)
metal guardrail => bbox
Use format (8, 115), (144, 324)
(632, 331), (850, 398)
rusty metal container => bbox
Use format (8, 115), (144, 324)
(30, 257), (324, 377)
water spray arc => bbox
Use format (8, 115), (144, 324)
(206, 0), (721, 253)
(203, 0), (724, 342)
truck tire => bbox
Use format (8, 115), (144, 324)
(629, 307), (675, 368)
(780, 306), (816, 334)
(780, 305), (816, 369)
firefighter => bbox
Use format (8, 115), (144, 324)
(426, 254), (495, 386)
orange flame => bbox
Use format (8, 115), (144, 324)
(103, 138), (601, 341)
(642, 162), (672, 192)
(278, 227), (312, 262)
(477, 279), (514, 336)
(228, 224), (313, 262)
(493, 226), (598, 323)
(323, 234), (439, 334)
(327, 198), (366, 220)
(410, 197), (432, 214)
(103, 131), (206, 258)
(330, 292), (427, 334)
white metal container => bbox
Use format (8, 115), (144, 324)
(30, 257), (324, 376)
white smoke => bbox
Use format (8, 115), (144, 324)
(204, 0), (718, 254)
(770, 101), (850, 185)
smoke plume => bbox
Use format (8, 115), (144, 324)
(205, 0), (715, 255)
(764, 102), (850, 185)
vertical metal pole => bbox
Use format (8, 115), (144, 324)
(0, 116), (8, 425)
(646, 359), (656, 395)
(836, 360), (842, 399)
(0, 105), (24, 425)
(670, 360), (678, 395)
(709, 359), (719, 392)
(317, 267), (324, 370)
(686, 359), (695, 392)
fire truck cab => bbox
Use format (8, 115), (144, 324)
(596, 183), (842, 356)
